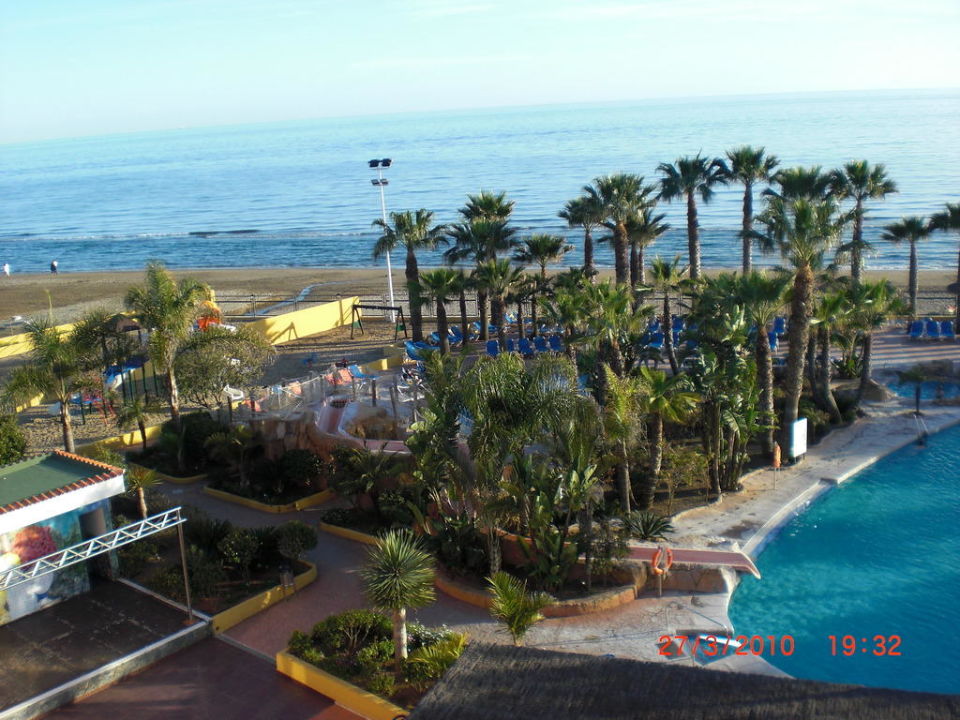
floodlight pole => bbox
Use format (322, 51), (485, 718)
(372, 163), (396, 323)
(177, 522), (195, 622)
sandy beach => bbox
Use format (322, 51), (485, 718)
(1, 266), (958, 327)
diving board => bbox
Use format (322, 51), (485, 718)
(628, 545), (761, 579)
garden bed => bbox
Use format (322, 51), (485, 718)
(204, 485), (334, 513)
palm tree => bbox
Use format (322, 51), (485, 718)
(487, 571), (552, 646)
(124, 261), (212, 428)
(115, 394), (159, 451)
(881, 216), (933, 316)
(830, 161), (897, 285)
(126, 465), (158, 519)
(625, 207), (670, 288)
(580, 281), (646, 378)
(810, 291), (847, 423)
(361, 530), (436, 666)
(756, 198), (846, 450)
(418, 268), (461, 354)
(636, 366), (699, 510)
(3, 317), (91, 452)
(648, 256), (688, 376)
(514, 235), (570, 335)
(448, 269), (473, 341)
(559, 194), (605, 279)
(725, 146), (779, 273)
(584, 174), (654, 285)
(657, 154), (728, 280)
(204, 425), (258, 488)
(765, 166), (834, 202)
(474, 259), (523, 348)
(931, 203), (960, 331)
(372, 209), (447, 342)
(845, 280), (904, 408)
(602, 366), (643, 514)
(735, 271), (789, 456)
(459, 190), (514, 222)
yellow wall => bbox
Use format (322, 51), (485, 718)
(247, 296), (359, 345)
(211, 562), (317, 633)
(0, 322), (76, 360)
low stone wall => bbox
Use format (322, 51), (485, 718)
(642, 564), (727, 593)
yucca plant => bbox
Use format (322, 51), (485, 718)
(361, 530), (436, 666)
(487, 571), (552, 646)
(625, 510), (674, 541)
(126, 465), (158, 519)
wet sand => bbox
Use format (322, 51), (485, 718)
(0, 266), (957, 327)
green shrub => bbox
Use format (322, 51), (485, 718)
(310, 609), (392, 656)
(377, 489), (414, 528)
(217, 528), (260, 581)
(624, 511), (674, 541)
(276, 520), (318, 561)
(407, 623), (451, 651)
(0, 415), (27, 465)
(405, 632), (467, 686)
(186, 545), (227, 598)
(183, 507), (232, 549)
(320, 507), (363, 528)
(366, 671), (395, 698)
(118, 538), (159, 577)
(281, 449), (326, 490)
(288, 629), (313, 656)
(423, 512), (488, 576)
(149, 567), (187, 602)
(356, 639), (394, 676)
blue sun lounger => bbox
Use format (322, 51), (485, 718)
(518, 338), (535, 357)
(908, 320), (923, 340)
(549, 335), (564, 353)
(940, 320), (956, 341)
(486, 339), (500, 358)
(925, 319), (941, 340)
(534, 336), (549, 353)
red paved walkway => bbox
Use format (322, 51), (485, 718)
(46, 638), (361, 720)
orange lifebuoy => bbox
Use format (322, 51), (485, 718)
(663, 548), (674, 572)
(650, 547), (673, 576)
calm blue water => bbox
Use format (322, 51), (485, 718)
(729, 426), (960, 695)
(889, 380), (960, 401)
(1, 90), (959, 273)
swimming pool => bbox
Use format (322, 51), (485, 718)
(887, 379), (960, 401)
(729, 426), (960, 695)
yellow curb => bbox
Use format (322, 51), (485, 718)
(276, 651), (407, 720)
(203, 486), (334, 513)
(317, 521), (380, 545)
(211, 562), (317, 633)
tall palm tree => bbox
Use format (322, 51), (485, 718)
(459, 190), (515, 222)
(734, 271), (790, 456)
(417, 268), (461, 354)
(584, 174), (654, 285)
(636, 366), (699, 510)
(474, 259), (523, 348)
(580, 281), (647, 379)
(725, 146), (779, 273)
(810, 290), (847, 423)
(3, 317), (92, 452)
(124, 261), (212, 428)
(514, 234), (570, 335)
(361, 530), (436, 666)
(649, 256), (688, 376)
(657, 154), (728, 280)
(845, 280), (904, 408)
(765, 166), (834, 202)
(448, 268), (473, 342)
(602, 366), (643, 514)
(756, 198), (846, 451)
(559, 194), (605, 279)
(931, 203), (960, 331)
(372, 209), (447, 342)
(625, 207), (670, 288)
(830, 161), (897, 285)
(881, 216), (933, 316)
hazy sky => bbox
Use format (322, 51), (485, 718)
(2, 0), (957, 143)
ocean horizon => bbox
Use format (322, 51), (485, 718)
(1, 88), (958, 274)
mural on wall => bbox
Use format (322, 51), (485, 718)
(0, 509), (91, 626)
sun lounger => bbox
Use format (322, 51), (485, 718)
(349, 364), (377, 380)
(648, 332), (664, 351)
(485, 340), (500, 358)
(941, 320), (956, 340)
(506, 338), (516, 353)
(908, 320), (923, 340)
(518, 338), (535, 357)
(925, 319), (941, 340)
(773, 316), (787, 336)
(427, 331), (441, 346)
(768, 331), (779, 351)
(405, 341), (426, 361)
(672, 316), (685, 332)
(534, 336), (549, 353)
(549, 335), (564, 353)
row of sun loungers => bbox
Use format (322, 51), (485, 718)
(485, 335), (565, 358)
(908, 319), (956, 341)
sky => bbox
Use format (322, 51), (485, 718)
(1, 0), (958, 143)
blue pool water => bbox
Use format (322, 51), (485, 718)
(888, 380), (960, 401)
(729, 427), (960, 695)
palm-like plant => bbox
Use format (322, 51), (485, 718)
(601, 366), (644, 513)
(881, 216), (933, 316)
(830, 161), (897, 285)
(625, 207), (670, 288)
(487, 571), (552, 646)
(126, 465), (158, 519)
(372, 209), (447, 342)
(124, 261), (212, 427)
(648, 256), (689, 375)
(765, 166), (834, 202)
(559, 194), (605, 279)
(584, 174), (654, 285)
(115, 394), (160, 451)
(845, 280), (904, 408)
(810, 291), (848, 423)
(756, 198), (846, 449)
(3, 317), (92, 452)
(459, 190), (514, 222)
(580, 281), (647, 378)
(657, 154), (728, 280)
(204, 424), (258, 488)
(636, 366), (699, 510)
(417, 268), (461, 354)
(448, 269), (473, 340)
(361, 530), (436, 665)
(474, 259), (523, 348)
(931, 203), (960, 330)
(725, 146), (779, 273)
(514, 235), (570, 336)
(734, 271), (789, 456)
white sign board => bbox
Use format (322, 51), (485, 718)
(789, 418), (808, 459)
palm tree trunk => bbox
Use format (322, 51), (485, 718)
(663, 292), (679, 375)
(137, 488), (148, 519)
(494, 296), (506, 349)
(583, 227), (595, 279)
(639, 416), (663, 510)
(851, 200), (864, 285)
(166, 369), (181, 427)
(805, 335), (817, 387)
(478, 290), (489, 341)
(781, 266), (814, 452)
(638, 245), (646, 287)
(756, 330), (775, 457)
(613, 224), (629, 285)
(686, 192), (700, 280)
(856, 332), (873, 407)
(406, 246), (424, 342)
(138, 418), (147, 451)
(630, 240), (639, 288)
(60, 402), (75, 453)
(515, 297), (524, 341)
(437, 302), (450, 354)
(741, 183), (753, 274)
(616, 439), (631, 514)
(909, 240), (919, 316)
(393, 607), (408, 665)
(458, 287), (469, 341)
(815, 324), (842, 423)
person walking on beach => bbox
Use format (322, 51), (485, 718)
(50, 260), (58, 274)
(2, 263), (9, 277)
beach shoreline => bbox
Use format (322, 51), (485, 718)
(1, 266), (958, 326)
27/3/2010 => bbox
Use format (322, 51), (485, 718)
(658, 634), (795, 658)
(829, 635), (902, 657)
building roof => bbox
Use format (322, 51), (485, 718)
(409, 644), (960, 720)
(0, 451), (124, 515)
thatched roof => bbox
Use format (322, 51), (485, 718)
(409, 644), (959, 720)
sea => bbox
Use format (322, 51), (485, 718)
(1, 89), (958, 274)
